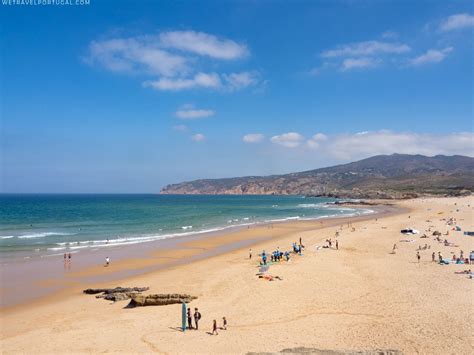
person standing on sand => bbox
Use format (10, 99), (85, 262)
(212, 319), (218, 335)
(432, 252), (435, 262)
(68, 253), (72, 262)
(222, 317), (227, 330)
(187, 308), (193, 329)
(249, 248), (252, 259)
(105, 256), (110, 266)
(417, 251), (421, 263)
(194, 308), (201, 330)
(336, 240), (339, 250)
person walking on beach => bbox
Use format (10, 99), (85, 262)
(432, 252), (435, 262)
(193, 308), (201, 330)
(105, 256), (110, 267)
(249, 248), (252, 259)
(336, 240), (339, 250)
(187, 308), (193, 329)
(68, 253), (72, 262)
(416, 251), (420, 263)
(222, 316), (227, 330)
(212, 319), (218, 335)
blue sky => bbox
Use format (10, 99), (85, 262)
(1, 0), (473, 193)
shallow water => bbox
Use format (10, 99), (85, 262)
(0, 194), (371, 259)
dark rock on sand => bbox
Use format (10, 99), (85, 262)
(83, 287), (149, 295)
(127, 293), (197, 307)
(247, 347), (402, 355)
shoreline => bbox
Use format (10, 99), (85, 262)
(0, 203), (397, 311)
(1, 196), (472, 354)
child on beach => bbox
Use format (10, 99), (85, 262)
(222, 317), (227, 330)
(212, 319), (218, 335)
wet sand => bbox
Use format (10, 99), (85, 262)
(1, 197), (472, 354)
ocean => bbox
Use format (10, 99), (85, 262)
(0, 194), (372, 259)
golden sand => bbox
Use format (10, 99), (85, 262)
(1, 197), (472, 354)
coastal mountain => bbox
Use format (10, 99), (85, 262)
(160, 154), (474, 198)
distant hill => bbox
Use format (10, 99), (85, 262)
(160, 154), (474, 199)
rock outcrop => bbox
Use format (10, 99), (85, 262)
(127, 294), (197, 307)
(83, 287), (149, 295)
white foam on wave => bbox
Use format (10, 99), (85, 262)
(181, 225), (192, 230)
(0, 236), (15, 239)
(47, 247), (66, 251)
(17, 232), (77, 239)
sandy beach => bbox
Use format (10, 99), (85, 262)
(1, 196), (473, 354)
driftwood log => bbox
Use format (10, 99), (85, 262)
(83, 287), (149, 295)
(127, 294), (197, 308)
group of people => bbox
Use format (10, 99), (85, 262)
(63, 253), (72, 263)
(430, 249), (472, 265)
(324, 238), (338, 250)
(186, 308), (226, 335)
(259, 239), (306, 266)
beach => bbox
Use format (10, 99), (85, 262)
(1, 196), (473, 354)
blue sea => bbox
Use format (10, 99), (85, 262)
(0, 194), (371, 257)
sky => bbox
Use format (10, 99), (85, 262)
(1, 0), (473, 193)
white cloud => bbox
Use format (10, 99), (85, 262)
(173, 124), (188, 131)
(243, 133), (265, 143)
(86, 31), (259, 93)
(409, 47), (453, 66)
(175, 106), (215, 119)
(143, 72), (221, 91)
(321, 40), (410, 58)
(307, 133), (328, 149)
(341, 57), (381, 71)
(223, 71), (259, 91)
(144, 71), (260, 92)
(87, 37), (188, 77)
(160, 30), (248, 59)
(191, 133), (205, 142)
(271, 132), (304, 148)
(305, 131), (474, 160)
(439, 13), (474, 32)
